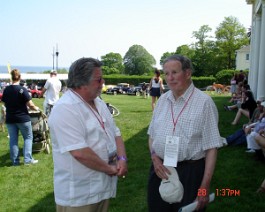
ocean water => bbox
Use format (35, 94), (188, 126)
(0, 65), (68, 73)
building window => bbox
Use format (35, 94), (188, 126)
(246, 53), (249, 60)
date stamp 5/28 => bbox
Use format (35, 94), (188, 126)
(198, 188), (240, 197)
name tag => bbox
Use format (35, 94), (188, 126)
(107, 133), (117, 165)
(163, 136), (180, 167)
(108, 151), (117, 165)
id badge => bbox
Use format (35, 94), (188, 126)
(107, 135), (117, 165)
(163, 136), (180, 167)
(108, 151), (117, 165)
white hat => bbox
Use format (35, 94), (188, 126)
(159, 166), (184, 203)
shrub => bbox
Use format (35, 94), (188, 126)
(103, 75), (216, 88)
(192, 76), (216, 88)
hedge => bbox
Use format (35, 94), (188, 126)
(103, 75), (216, 89)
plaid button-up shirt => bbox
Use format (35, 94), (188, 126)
(148, 83), (224, 162)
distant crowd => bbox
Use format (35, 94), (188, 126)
(224, 70), (265, 193)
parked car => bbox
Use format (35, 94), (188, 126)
(28, 89), (42, 98)
(127, 82), (149, 96)
(127, 86), (142, 96)
(102, 84), (115, 93)
(106, 83), (130, 95)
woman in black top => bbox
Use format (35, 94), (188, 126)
(149, 69), (164, 111)
(231, 90), (257, 125)
(2, 69), (39, 166)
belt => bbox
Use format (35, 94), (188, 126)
(177, 158), (205, 166)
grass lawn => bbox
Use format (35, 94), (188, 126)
(0, 92), (264, 212)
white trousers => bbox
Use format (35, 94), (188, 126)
(246, 132), (261, 150)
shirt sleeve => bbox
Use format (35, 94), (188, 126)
(22, 87), (32, 102)
(49, 104), (88, 153)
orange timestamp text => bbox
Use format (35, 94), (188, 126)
(198, 188), (240, 197)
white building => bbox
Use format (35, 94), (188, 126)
(235, 45), (250, 70)
(246, 0), (265, 100)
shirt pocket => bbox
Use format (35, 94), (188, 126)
(179, 115), (203, 139)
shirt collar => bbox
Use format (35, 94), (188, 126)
(68, 89), (101, 105)
(68, 89), (84, 104)
(166, 83), (195, 103)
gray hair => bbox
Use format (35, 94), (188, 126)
(67, 57), (102, 89)
(163, 54), (194, 73)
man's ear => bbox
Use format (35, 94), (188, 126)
(185, 69), (192, 80)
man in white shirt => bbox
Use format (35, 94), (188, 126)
(48, 58), (127, 212)
(40, 70), (62, 116)
(147, 55), (224, 212)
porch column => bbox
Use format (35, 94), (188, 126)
(250, 15), (261, 99)
(257, 2), (265, 99)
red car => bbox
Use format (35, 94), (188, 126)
(28, 89), (42, 98)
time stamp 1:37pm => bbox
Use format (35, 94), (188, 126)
(198, 188), (241, 197)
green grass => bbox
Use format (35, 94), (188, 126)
(0, 93), (264, 212)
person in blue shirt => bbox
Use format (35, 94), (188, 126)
(2, 69), (39, 166)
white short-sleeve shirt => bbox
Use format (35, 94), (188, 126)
(44, 77), (62, 105)
(48, 90), (120, 207)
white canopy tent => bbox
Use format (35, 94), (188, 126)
(0, 73), (68, 80)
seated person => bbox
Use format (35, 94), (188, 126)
(226, 101), (264, 145)
(245, 120), (265, 162)
(226, 83), (251, 110)
(255, 129), (265, 149)
(231, 91), (257, 125)
(246, 117), (265, 152)
(254, 128), (265, 158)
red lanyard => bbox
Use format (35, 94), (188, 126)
(70, 89), (106, 132)
(171, 87), (195, 133)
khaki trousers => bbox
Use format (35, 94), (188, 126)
(56, 199), (109, 212)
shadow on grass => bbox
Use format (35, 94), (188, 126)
(129, 110), (151, 113)
(110, 126), (150, 212)
(0, 152), (11, 167)
(27, 192), (56, 212)
(0, 147), (41, 167)
(26, 126), (150, 212)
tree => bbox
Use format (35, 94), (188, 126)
(192, 25), (213, 47)
(191, 25), (219, 76)
(160, 52), (175, 66)
(101, 66), (120, 75)
(43, 68), (68, 74)
(215, 16), (249, 69)
(101, 52), (124, 74)
(175, 45), (195, 60)
(159, 45), (195, 66)
(123, 45), (156, 75)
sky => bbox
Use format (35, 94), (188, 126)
(1, 0), (253, 69)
